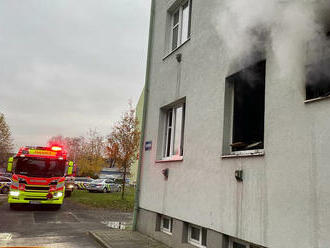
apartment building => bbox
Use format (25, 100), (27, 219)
(136, 1), (330, 248)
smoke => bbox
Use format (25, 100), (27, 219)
(215, 0), (330, 77)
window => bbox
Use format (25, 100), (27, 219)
(188, 224), (207, 247)
(229, 238), (262, 248)
(170, 0), (192, 51)
(160, 216), (173, 234)
(306, 32), (330, 101)
(224, 61), (266, 154)
(306, 58), (330, 100)
(163, 103), (185, 159)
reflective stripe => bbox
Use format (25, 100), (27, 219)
(78, 183), (86, 189)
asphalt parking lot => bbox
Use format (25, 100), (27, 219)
(0, 194), (132, 248)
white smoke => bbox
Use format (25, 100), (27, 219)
(215, 0), (329, 77)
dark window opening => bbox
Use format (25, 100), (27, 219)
(228, 60), (266, 152)
(201, 228), (207, 246)
(233, 242), (246, 248)
(162, 218), (170, 230)
(306, 58), (330, 100)
(190, 226), (200, 241)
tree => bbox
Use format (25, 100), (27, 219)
(106, 104), (140, 199)
(76, 129), (105, 177)
(0, 113), (14, 167)
(48, 130), (105, 177)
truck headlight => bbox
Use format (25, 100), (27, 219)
(54, 192), (63, 198)
(9, 191), (20, 197)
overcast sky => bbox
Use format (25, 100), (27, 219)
(0, 1), (150, 149)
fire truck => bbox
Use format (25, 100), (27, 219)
(6, 146), (74, 210)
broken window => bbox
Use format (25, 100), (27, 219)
(306, 58), (330, 100)
(226, 61), (266, 152)
(306, 32), (330, 100)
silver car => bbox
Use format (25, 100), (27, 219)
(88, 178), (121, 193)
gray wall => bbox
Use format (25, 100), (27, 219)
(138, 1), (330, 247)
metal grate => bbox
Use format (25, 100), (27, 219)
(25, 185), (49, 191)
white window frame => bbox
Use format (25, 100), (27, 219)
(160, 215), (172, 235)
(163, 103), (185, 159)
(188, 224), (206, 248)
(170, 0), (192, 51)
(229, 238), (259, 248)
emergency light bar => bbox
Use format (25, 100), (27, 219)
(51, 146), (62, 151)
(16, 146), (66, 159)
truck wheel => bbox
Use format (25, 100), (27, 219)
(1, 187), (9, 194)
(103, 188), (107, 193)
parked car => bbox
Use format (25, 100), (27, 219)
(65, 176), (75, 197)
(88, 178), (121, 193)
(74, 177), (93, 190)
(0, 176), (12, 194)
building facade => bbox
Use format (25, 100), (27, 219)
(136, 1), (330, 248)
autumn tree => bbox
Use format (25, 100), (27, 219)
(77, 129), (105, 177)
(48, 130), (105, 177)
(0, 113), (14, 167)
(106, 105), (140, 199)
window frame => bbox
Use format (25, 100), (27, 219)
(305, 33), (330, 102)
(222, 61), (266, 157)
(170, 0), (192, 52)
(163, 103), (185, 159)
(229, 238), (261, 248)
(160, 215), (173, 235)
(187, 224), (206, 248)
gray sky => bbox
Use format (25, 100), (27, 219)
(0, 1), (150, 149)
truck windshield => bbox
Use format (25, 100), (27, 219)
(14, 158), (65, 178)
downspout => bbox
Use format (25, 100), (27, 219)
(132, 0), (155, 231)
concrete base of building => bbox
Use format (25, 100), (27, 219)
(136, 208), (228, 248)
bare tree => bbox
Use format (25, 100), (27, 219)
(0, 113), (13, 167)
(106, 104), (140, 199)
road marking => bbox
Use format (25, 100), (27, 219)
(0, 233), (12, 241)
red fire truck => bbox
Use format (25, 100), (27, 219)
(7, 145), (73, 210)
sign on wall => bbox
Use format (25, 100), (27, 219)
(145, 141), (152, 151)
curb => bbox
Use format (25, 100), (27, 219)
(89, 231), (112, 248)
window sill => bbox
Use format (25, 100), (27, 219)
(188, 240), (206, 248)
(160, 229), (172, 236)
(304, 95), (330, 104)
(221, 149), (265, 159)
(163, 38), (191, 61)
(155, 157), (183, 163)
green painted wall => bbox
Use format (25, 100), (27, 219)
(130, 88), (144, 184)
